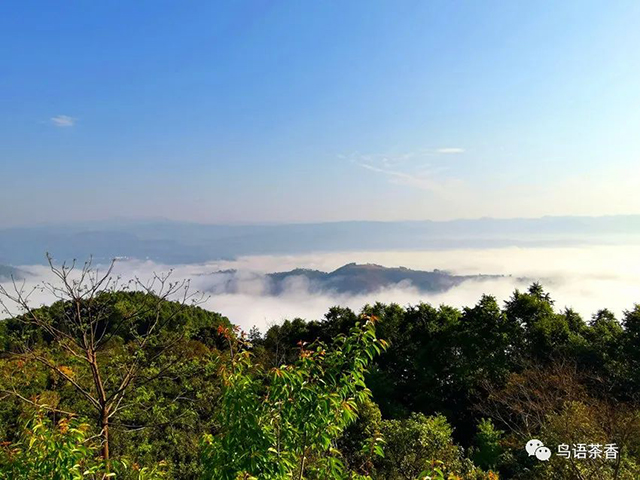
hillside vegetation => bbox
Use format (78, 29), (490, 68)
(1, 261), (640, 479)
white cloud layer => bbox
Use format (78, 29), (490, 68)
(3, 245), (640, 332)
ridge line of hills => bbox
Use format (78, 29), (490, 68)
(1, 215), (639, 265)
(200, 263), (511, 296)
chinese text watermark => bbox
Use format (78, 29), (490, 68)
(526, 439), (619, 462)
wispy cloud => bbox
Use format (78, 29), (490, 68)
(342, 149), (465, 196)
(340, 147), (465, 167)
(355, 161), (447, 193)
(50, 115), (76, 127)
(436, 147), (465, 154)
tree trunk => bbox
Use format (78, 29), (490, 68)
(101, 408), (110, 460)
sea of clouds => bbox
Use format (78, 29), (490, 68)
(2, 245), (640, 331)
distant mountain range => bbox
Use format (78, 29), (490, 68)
(1, 215), (639, 265)
(202, 263), (506, 295)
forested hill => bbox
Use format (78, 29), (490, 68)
(199, 263), (506, 295)
(264, 263), (503, 295)
(2, 283), (640, 479)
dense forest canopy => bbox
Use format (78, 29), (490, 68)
(1, 261), (640, 479)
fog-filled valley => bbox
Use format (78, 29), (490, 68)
(3, 241), (640, 330)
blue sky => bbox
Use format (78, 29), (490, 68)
(1, 0), (639, 226)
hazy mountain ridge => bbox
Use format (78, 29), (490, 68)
(2, 215), (640, 265)
(201, 263), (506, 295)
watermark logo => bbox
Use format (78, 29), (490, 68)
(526, 439), (551, 461)
(526, 439), (619, 461)
(557, 443), (619, 460)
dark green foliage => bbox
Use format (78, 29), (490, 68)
(260, 285), (640, 479)
(376, 413), (482, 479)
(471, 419), (504, 471)
(2, 279), (640, 479)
